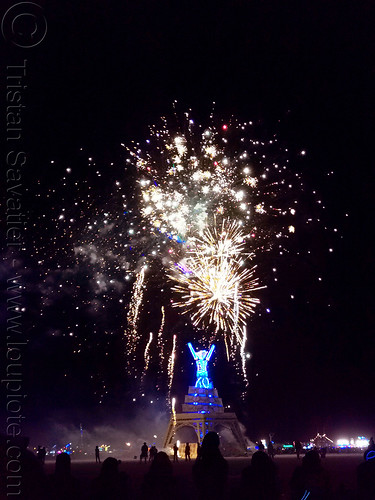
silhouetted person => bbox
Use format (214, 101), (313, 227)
(257, 441), (265, 451)
(357, 450), (375, 499)
(193, 431), (228, 500)
(267, 441), (275, 459)
(240, 450), (280, 499)
(95, 445), (100, 463)
(363, 437), (375, 460)
(185, 442), (191, 461)
(90, 457), (130, 500)
(1, 435), (49, 499)
(173, 442), (179, 462)
(49, 452), (80, 500)
(141, 451), (177, 500)
(37, 445), (43, 461)
(290, 449), (331, 500)
(197, 442), (201, 458)
(149, 445), (157, 461)
(294, 440), (302, 459)
(140, 442), (148, 463)
(40, 446), (46, 464)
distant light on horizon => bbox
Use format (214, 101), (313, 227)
(337, 438), (350, 447)
(337, 437), (369, 448)
(356, 437), (369, 448)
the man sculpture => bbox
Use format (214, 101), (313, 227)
(188, 342), (215, 389)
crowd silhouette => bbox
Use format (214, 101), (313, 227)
(193, 431), (229, 500)
(357, 445), (375, 500)
(290, 449), (331, 499)
(49, 452), (80, 500)
(1, 432), (375, 499)
(141, 451), (176, 500)
(90, 457), (130, 500)
(240, 450), (280, 499)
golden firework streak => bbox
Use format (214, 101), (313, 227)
(167, 334), (177, 403)
(157, 305), (166, 366)
(126, 266), (146, 371)
(141, 331), (153, 386)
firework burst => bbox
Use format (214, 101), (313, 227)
(127, 113), (299, 254)
(169, 220), (264, 348)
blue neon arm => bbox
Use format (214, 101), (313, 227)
(206, 344), (215, 361)
(188, 342), (198, 360)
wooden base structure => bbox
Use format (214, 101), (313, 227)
(163, 386), (247, 454)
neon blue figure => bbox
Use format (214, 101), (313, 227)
(188, 342), (215, 389)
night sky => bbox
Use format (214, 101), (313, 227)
(1, 0), (374, 445)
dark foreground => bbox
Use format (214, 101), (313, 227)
(44, 453), (363, 498)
